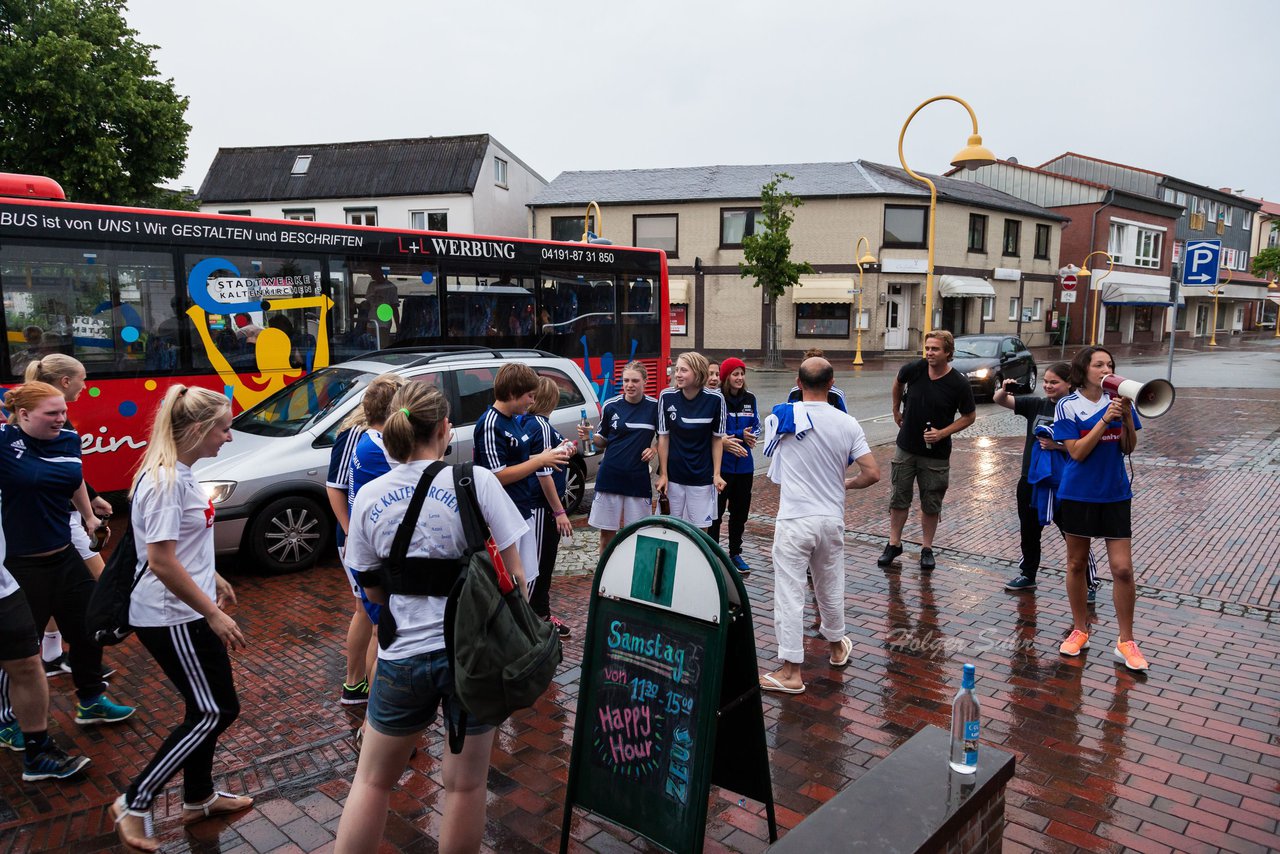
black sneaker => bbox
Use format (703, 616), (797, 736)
(340, 680), (370, 705)
(43, 653), (71, 677)
(548, 616), (572, 639)
(876, 543), (903, 567)
(22, 740), (91, 781)
(1004, 574), (1037, 591)
(919, 548), (936, 571)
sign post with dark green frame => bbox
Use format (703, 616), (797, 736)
(559, 516), (776, 854)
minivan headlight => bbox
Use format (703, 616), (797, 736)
(202, 481), (237, 505)
(967, 368), (990, 379)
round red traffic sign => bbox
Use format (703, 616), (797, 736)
(1062, 274), (1078, 291)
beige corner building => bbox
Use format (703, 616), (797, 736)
(529, 161), (1065, 362)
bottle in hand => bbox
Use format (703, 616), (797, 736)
(924, 421), (934, 450)
(949, 663), (980, 774)
(579, 408), (597, 457)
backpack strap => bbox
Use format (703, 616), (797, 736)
(376, 461), (468, 597)
(443, 462), (489, 756)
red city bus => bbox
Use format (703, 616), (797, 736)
(0, 173), (669, 491)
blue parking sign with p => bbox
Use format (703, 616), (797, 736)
(1183, 240), (1221, 286)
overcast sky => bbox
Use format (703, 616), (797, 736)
(124, 0), (1279, 203)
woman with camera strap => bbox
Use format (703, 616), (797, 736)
(335, 382), (530, 854)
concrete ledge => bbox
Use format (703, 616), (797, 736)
(768, 725), (1015, 854)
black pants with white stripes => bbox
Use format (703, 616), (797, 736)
(126, 619), (239, 810)
(529, 507), (560, 620)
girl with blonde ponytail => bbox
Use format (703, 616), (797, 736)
(336, 382), (530, 854)
(112, 385), (252, 852)
(21, 353), (113, 672)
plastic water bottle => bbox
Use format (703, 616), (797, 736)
(949, 663), (979, 774)
(579, 409), (597, 456)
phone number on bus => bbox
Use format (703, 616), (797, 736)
(541, 247), (615, 264)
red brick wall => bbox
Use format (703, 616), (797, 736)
(941, 788), (1007, 854)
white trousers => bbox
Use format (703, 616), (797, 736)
(772, 516), (846, 664)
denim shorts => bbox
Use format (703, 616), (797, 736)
(365, 649), (492, 738)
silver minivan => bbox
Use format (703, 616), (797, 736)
(193, 347), (603, 573)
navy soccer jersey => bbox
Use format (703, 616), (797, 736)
(0, 424), (82, 555)
(1051, 391), (1142, 503)
(474, 405), (539, 516)
(595, 394), (659, 498)
(348, 430), (395, 511)
(523, 414), (567, 507)
(657, 388), (725, 486)
(327, 426), (363, 547)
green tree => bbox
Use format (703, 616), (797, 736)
(739, 173), (814, 369)
(0, 0), (191, 207)
(1252, 245), (1280, 282)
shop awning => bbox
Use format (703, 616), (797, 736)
(792, 278), (855, 304)
(1100, 271), (1179, 306)
(937, 275), (995, 297)
(668, 278), (689, 303)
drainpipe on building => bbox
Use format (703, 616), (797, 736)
(1084, 189), (1116, 345)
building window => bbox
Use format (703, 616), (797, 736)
(1108, 222), (1128, 264)
(883, 206), (928, 248)
(1243, 213), (1251, 231)
(291, 155), (312, 176)
(494, 157), (508, 186)
(1003, 220), (1021, 256)
(1008, 297), (1019, 320)
(345, 208), (377, 226)
(410, 210), (448, 231)
(1224, 206), (1234, 226)
(795, 303), (851, 338)
(1032, 297), (1044, 320)
(981, 297), (994, 321)
(1105, 310), (1120, 332)
(633, 214), (678, 256)
(1175, 305), (1187, 331)
(219, 209), (251, 217)
(1134, 228), (1162, 268)
(968, 214), (987, 253)
(1163, 188), (1175, 203)
(1034, 223), (1051, 259)
(551, 215), (594, 242)
(282, 208), (315, 221)
(720, 208), (764, 247)
(1134, 306), (1153, 333)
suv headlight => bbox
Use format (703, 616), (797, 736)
(202, 481), (237, 505)
(967, 368), (990, 379)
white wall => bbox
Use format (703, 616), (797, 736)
(472, 140), (547, 237)
(200, 194), (477, 234)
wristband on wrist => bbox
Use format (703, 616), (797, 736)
(554, 509), (567, 517)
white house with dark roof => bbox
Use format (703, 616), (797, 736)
(529, 161), (1066, 358)
(197, 134), (545, 238)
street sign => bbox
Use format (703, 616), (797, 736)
(1060, 290), (1077, 303)
(1062, 274), (1078, 291)
(1183, 239), (1222, 286)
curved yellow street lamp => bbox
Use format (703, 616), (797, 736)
(853, 237), (877, 366)
(581, 200), (603, 242)
(1077, 251), (1114, 345)
(1208, 265), (1234, 347)
(898, 95), (996, 354)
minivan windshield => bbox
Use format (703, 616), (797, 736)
(233, 368), (371, 437)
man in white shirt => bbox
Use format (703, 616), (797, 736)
(760, 357), (880, 694)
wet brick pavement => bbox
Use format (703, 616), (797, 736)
(1, 387), (1277, 853)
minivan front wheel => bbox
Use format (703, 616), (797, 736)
(563, 457), (587, 515)
(248, 495), (332, 574)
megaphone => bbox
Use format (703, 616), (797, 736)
(1101, 374), (1175, 418)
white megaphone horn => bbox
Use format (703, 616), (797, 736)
(1101, 374), (1175, 418)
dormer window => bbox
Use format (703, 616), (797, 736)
(291, 155), (312, 176)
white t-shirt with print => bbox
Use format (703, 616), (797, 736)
(772, 402), (872, 521)
(0, 493), (16, 600)
(128, 463), (218, 627)
(345, 461), (528, 660)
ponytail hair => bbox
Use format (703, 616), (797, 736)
(23, 353), (85, 390)
(339, 373), (405, 432)
(130, 385), (231, 497)
(4, 381), (64, 425)
(382, 382), (450, 463)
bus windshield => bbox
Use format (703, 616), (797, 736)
(233, 367), (368, 437)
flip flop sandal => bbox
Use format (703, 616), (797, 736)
(829, 636), (853, 667)
(181, 791), (254, 825)
(759, 672), (805, 694)
(111, 795), (158, 852)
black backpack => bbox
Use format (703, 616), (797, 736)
(367, 462), (562, 753)
(85, 514), (148, 646)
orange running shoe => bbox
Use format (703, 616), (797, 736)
(1059, 630), (1090, 657)
(1114, 640), (1150, 672)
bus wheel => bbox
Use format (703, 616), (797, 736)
(249, 495), (332, 574)
(563, 457), (587, 516)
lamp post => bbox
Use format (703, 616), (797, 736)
(581, 200), (603, 242)
(1272, 278), (1280, 339)
(1077, 251), (1114, 345)
(852, 237), (877, 366)
(1207, 265), (1233, 347)
(897, 95), (996, 354)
